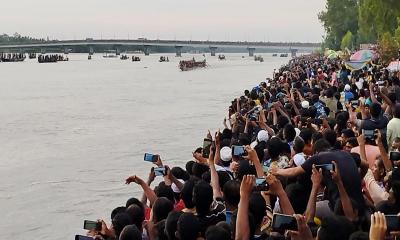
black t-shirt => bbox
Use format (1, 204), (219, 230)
(301, 150), (364, 211)
(197, 200), (226, 235)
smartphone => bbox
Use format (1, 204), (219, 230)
(254, 178), (269, 191)
(202, 138), (213, 158)
(390, 152), (400, 162)
(83, 220), (101, 231)
(271, 213), (298, 232)
(154, 167), (166, 176)
(386, 215), (400, 231)
(351, 100), (359, 107)
(144, 153), (157, 162)
(75, 235), (94, 240)
(315, 164), (334, 171)
(362, 129), (375, 140)
(232, 145), (246, 157)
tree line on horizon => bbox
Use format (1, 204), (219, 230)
(319, 0), (400, 54)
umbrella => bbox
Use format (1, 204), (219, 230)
(327, 51), (339, 59)
(350, 50), (376, 62)
(387, 61), (400, 72)
(345, 60), (369, 71)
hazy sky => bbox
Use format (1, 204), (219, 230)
(1, 0), (326, 42)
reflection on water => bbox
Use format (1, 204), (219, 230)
(0, 53), (289, 240)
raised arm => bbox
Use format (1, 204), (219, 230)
(235, 175), (255, 240)
(305, 165), (322, 223)
(266, 174), (295, 215)
(331, 161), (357, 221)
(126, 175), (158, 207)
(208, 142), (223, 199)
(376, 130), (392, 171)
(244, 145), (264, 178)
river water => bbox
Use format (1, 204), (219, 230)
(0, 53), (288, 240)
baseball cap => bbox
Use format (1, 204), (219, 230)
(301, 100), (310, 109)
(257, 130), (269, 142)
(345, 84), (351, 91)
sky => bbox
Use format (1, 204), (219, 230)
(0, 0), (326, 43)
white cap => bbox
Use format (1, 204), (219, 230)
(257, 130), (269, 142)
(345, 84), (351, 91)
(220, 146), (232, 162)
(295, 128), (301, 137)
(171, 179), (185, 193)
(301, 101), (310, 109)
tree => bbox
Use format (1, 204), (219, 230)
(318, 0), (359, 50)
(378, 32), (399, 64)
(341, 31), (353, 50)
(395, 18), (400, 46)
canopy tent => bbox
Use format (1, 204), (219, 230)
(387, 60), (400, 72)
(327, 51), (339, 59)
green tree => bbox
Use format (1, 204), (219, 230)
(378, 32), (399, 64)
(341, 31), (353, 50)
(318, 0), (359, 50)
(358, 0), (400, 44)
(395, 18), (400, 46)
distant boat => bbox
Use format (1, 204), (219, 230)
(88, 55), (92, 60)
(120, 55), (129, 60)
(280, 53), (289, 57)
(132, 56), (141, 62)
(103, 51), (118, 58)
(179, 59), (206, 71)
(218, 55), (226, 60)
(272, 54), (278, 57)
(159, 56), (169, 62)
(254, 55), (264, 62)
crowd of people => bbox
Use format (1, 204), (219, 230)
(0, 52), (26, 62)
(81, 53), (400, 240)
(38, 54), (68, 63)
(179, 58), (206, 71)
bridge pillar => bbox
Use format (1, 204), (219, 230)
(143, 45), (150, 56)
(175, 46), (183, 57)
(247, 47), (255, 57)
(89, 46), (94, 55)
(209, 46), (217, 56)
(116, 47), (121, 56)
(290, 49), (298, 58)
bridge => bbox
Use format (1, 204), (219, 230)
(0, 39), (320, 57)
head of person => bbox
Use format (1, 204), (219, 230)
(300, 128), (313, 145)
(341, 129), (355, 144)
(344, 137), (359, 152)
(119, 225), (142, 240)
(267, 137), (284, 160)
(393, 103), (400, 119)
(111, 206), (128, 221)
(112, 212), (133, 238)
(165, 211), (183, 240)
(372, 157), (386, 182)
(152, 197), (174, 223)
(126, 204), (145, 231)
(248, 193), (267, 230)
(181, 179), (197, 210)
(286, 183), (308, 213)
(185, 161), (195, 175)
(293, 136), (305, 154)
(370, 102), (382, 118)
(236, 160), (257, 181)
(313, 138), (331, 154)
(192, 163), (210, 179)
(283, 124), (296, 143)
(171, 167), (190, 181)
(220, 146), (232, 167)
(192, 181), (213, 216)
(154, 182), (175, 203)
(177, 213), (201, 240)
(205, 225), (231, 240)
(322, 129), (337, 148)
(392, 137), (400, 151)
(317, 215), (355, 240)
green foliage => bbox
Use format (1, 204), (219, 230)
(341, 31), (353, 50)
(0, 33), (46, 45)
(378, 32), (399, 64)
(320, 0), (400, 49)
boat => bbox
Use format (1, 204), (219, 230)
(132, 56), (141, 62)
(218, 55), (226, 60)
(103, 51), (118, 58)
(179, 58), (207, 71)
(272, 53), (278, 57)
(254, 55), (264, 62)
(88, 55), (92, 60)
(38, 54), (67, 63)
(120, 55), (129, 60)
(0, 53), (26, 62)
(280, 53), (289, 57)
(159, 56), (169, 62)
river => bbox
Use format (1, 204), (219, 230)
(0, 53), (289, 240)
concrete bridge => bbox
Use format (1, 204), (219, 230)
(0, 39), (320, 57)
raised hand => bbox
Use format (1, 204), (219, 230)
(330, 161), (341, 184)
(370, 212), (387, 240)
(240, 175), (255, 199)
(125, 175), (144, 185)
(311, 165), (322, 187)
